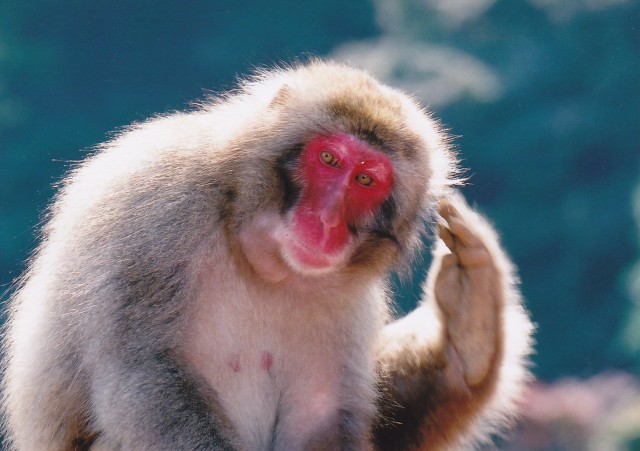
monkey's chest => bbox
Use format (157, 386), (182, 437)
(212, 348), (344, 450)
(181, 291), (359, 450)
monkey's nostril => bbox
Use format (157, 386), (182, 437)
(320, 206), (342, 230)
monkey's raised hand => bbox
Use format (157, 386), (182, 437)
(375, 193), (532, 450)
(435, 194), (504, 389)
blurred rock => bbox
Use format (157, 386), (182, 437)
(500, 372), (640, 450)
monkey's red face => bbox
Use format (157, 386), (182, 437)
(239, 133), (395, 281)
(283, 133), (394, 272)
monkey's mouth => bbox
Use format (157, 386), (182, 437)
(283, 236), (349, 274)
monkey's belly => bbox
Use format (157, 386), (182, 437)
(182, 280), (349, 449)
(229, 366), (340, 449)
(185, 342), (344, 450)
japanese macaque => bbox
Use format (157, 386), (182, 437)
(1, 60), (533, 450)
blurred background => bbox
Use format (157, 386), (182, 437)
(1, 0), (639, 448)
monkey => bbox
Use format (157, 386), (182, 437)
(1, 60), (533, 450)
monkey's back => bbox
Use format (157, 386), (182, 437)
(0, 105), (242, 448)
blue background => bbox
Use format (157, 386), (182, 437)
(1, 1), (639, 447)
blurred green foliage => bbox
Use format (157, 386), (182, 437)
(1, 0), (638, 381)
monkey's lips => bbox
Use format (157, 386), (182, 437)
(283, 235), (349, 273)
(284, 209), (352, 273)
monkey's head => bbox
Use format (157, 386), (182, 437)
(225, 61), (458, 283)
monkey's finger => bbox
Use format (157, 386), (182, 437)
(437, 221), (456, 252)
(456, 247), (491, 267)
(445, 216), (482, 249)
(438, 198), (459, 221)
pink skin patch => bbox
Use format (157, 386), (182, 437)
(261, 351), (273, 371)
(288, 133), (394, 270)
(228, 354), (241, 373)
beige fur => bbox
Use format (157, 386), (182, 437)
(1, 60), (532, 450)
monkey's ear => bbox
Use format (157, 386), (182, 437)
(269, 84), (291, 108)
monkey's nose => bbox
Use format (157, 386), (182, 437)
(320, 201), (343, 231)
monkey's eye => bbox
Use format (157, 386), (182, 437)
(320, 151), (339, 167)
(355, 173), (374, 186)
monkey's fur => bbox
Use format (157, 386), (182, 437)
(1, 61), (533, 450)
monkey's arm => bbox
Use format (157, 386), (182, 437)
(373, 193), (533, 450)
(87, 341), (239, 451)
